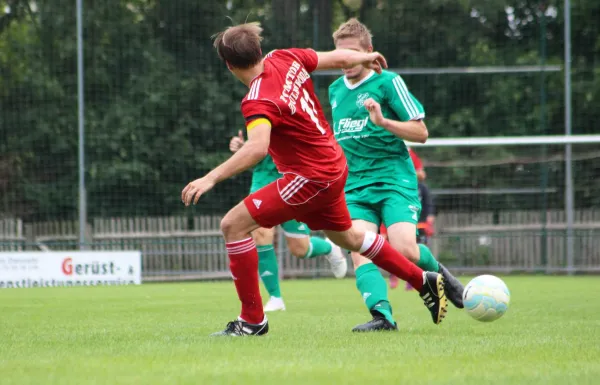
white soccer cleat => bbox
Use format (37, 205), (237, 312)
(263, 296), (286, 312)
(324, 238), (348, 279)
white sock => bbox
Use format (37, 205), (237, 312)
(358, 231), (377, 254)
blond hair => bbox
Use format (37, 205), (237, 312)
(212, 22), (264, 69)
(332, 18), (373, 48)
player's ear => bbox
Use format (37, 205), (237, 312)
(367, 45), (373, 53)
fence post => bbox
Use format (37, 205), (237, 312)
(77, 0), (87, 250)
(539, 4), (549, 272)
(564, 0), (574, 274)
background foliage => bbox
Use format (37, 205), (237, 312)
(1, 0), (598, 220)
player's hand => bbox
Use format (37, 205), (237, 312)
(362, 52), (387, 74)
(229, 130), (245, 153)
(364, 98), (386, 126)
(181, 177), (216, 206)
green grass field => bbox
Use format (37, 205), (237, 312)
(1, 276), (600, 385)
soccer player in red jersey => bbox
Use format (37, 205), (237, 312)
(181, 22), (447, 336)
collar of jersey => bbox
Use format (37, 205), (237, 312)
(344, 70), (375, 90)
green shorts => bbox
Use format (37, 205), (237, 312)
(250, 170), (311, 237)
(280, 219), (311, 237)
(345, 183), (421, 228)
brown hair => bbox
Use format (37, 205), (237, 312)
(212, 22), (264, 69)
(332, 18), (373, 48)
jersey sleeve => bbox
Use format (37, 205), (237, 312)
(285, 48), (319, 73)
(384, 75), (425, 121)
(241, 99), (281, 131)
(409, 148), (424, 171)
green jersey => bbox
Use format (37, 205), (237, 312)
(328, 70), (425, 191)
(249, 154), (280, 193)
(254, 154), (279, 178)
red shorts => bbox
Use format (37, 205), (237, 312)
(244, 167), (352, 232)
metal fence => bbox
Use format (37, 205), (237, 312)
(1, 0), (599, 278)
(2, 206), (600, 280)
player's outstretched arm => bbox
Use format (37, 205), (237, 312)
(315, 49), (388, 74)
(181, 124), (270, 206)
(210, 123), (270, 182)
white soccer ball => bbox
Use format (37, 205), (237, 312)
(463, 275), (510, 322)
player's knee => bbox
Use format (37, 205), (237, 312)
(220, 216), (232, 236)
(287, 237), (308, 258)
(220, 214), (240, 238)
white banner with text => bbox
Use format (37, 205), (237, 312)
(0, 251), (142, 289)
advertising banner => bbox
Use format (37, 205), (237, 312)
(0, 251), (142, 289)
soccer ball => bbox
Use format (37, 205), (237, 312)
(463, 275), (510, 322)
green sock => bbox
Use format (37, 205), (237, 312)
(302, 236), (332, 259)
(355, 263), (395, 324)
(257, 245), (281, 298)
(416, 244), (440, 272)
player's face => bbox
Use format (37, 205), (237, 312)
(334, 37), (372, 80)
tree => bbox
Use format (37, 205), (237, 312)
(0, 0), (599, 222)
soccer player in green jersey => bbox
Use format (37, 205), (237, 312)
(229, 130), (347, 312)
(328, 19), (464, 332)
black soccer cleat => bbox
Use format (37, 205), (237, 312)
(352, 311), (398, 332)
(438, 263), (465, 309)
(210, 318), (269, 337)
(419, 272), (448, 325)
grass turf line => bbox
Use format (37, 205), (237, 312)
(1, 276), (599, 385)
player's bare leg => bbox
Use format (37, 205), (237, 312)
(388, 222), (464, 308)
(285, 230), (347, 279)
(285, 236), (309, 258)
(379, 227), (400, 289)
(348, 220), (398, 332)
(211, 201), (269, 336)
(387, 223), (421, 292)
(259, 229), (347, 313)
(324, 226), (448, 325)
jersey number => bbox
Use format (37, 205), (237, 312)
(300, 89), (326, 135)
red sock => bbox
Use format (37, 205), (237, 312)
(361, 232), (424, 290)
(226, 238), (264, 324)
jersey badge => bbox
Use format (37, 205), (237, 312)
(356, 92), (370, 108)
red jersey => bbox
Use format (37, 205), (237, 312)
(241, 48), (346, 182)
(408, 148), (423, 172)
